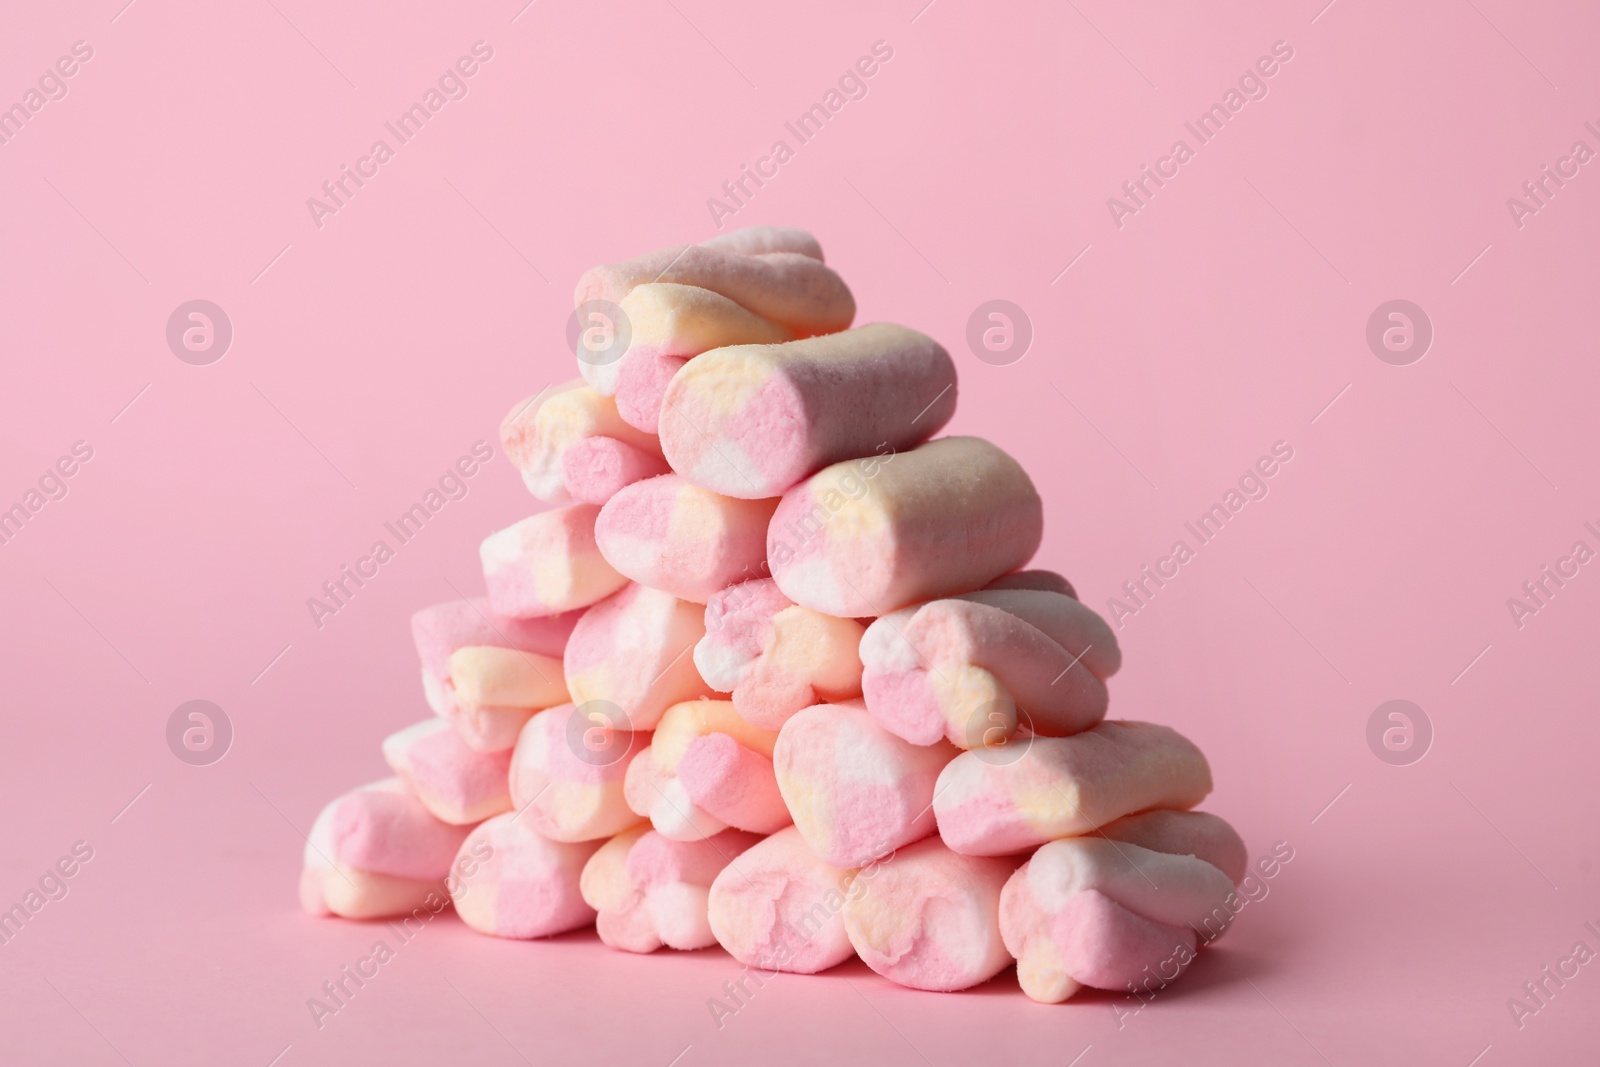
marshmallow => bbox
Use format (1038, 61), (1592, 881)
(768, 437), (1044, 616)
(841, 836), (1017, 991)
(299, 778), (470, 919)
(696, 578), (865, 731)
(581, 827), (761, 953)
(446, 645), (569, 752)
(594, 474), (779, 603)
(499, 380), (664, 504)
(984, 569), (1077, 598)
(609, 283), (794, 433)
(860, 589), (1120, 748)
(999, 832), (1239, 1003)
(1100, 809), (1248, 885)
(508, 704), (646, 842)
(575, 239), (854, 340)
(480, 504), (628, 618)
(934, 721), (1213, 856)
(562, 434), (671, 505)
(382, 718), (514, 825)
(411, 597), (578, 717)
(659, 324), (957, 499)
(623, 700), (786, 840)
(449, 813), (601, 939)
(563, 583), (717, 732)
(707, 825), (859, 974)
(699, 225), (825, 260)
(773, 700), (956, 868)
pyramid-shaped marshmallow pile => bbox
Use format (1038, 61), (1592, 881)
(299, 226), (1248, 1004)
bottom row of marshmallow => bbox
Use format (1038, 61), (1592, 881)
(301, 779), (1246, 1002)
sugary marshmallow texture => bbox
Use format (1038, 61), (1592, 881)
(623, 700), (787, 840)
(498, 380), (665, 504)
(562, 583), (716, 732)
(508, 704), (645, 843)
(999, 828), (1240, 1003)
(934, 721), (1213, 856)
(842, 836), (1018, 992)
(411, 597), (577, 717)
(659, 323), (957, 499)
(446, 645), (568, 752)
(581, 827), (761, 953)
(382, 718), (514, 825)
(695, 578), (865, 731)
(480, 504), (628, 618)
(707, 825), (859, 974)
(768, 436), (1043, 616)
(773, 700), (956, 868)
(594, 474), (777, 603)
(860, 588), (1120, 748)
(300, 778), (470, 919)
(449, 813), (601, 940)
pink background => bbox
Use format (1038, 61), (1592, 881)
(3, 0), (1598, 1063)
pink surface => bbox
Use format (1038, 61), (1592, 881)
(1, 1), (1597, 1064)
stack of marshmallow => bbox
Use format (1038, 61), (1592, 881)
(300, 226), (1247, 1004)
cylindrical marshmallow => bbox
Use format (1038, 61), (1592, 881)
(623, 700), (786, 840)
(860, 589), (1119, 748)
(498, 380), (663, 504)
(842, 836), (1017, 992)
(768, 437), (1043, 616)
(449, 813), (601, 939)
(382, 718), (514, 825)
(299, 778), (470, 919)
(508, 704), (645, 842)
(447, 645), (569, 752)
(659, 323), (958, 499)
(934, 721), (1214, 856)
(580, 827), (761, 953)
(411, 597), (578, 716)
(480, 504), (628, 618)
(594, 474), (778, 603)
(773, 700), (957, 868)
(563, 583), (716, 732)
(562, 434), (671, 505)
(1000, 832), (1239, 1003)
(707, 825), (859, 974)
(696, 578), (865, 731)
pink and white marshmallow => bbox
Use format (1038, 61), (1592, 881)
(508, 704), (645, 842)
(623, 699), (787, 840)
(480, 504), (628, 618)
(594, 474), (778, 603)
(841, 836), (1018, 992)
(382, 718), (514, 825)
(299, 778), (471, 919)
(773, 700), (957, 868)
(580, 827), (761, 953)
(934, 721), (1214, 856)
(499, 380), (667, 504)
(768, 436), (1044, 616)
(449, 813), (601, 939)
(446, 645), (569, 752)
(707, 825), (859, 974)
(563, 583), (717, 732)
(659, 323), (958, 499)
(695, 578), (865, 731)
(860, 588), (1120, 749)
(411, 597), (578, 717)
(999, 815), (1244, 1003)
